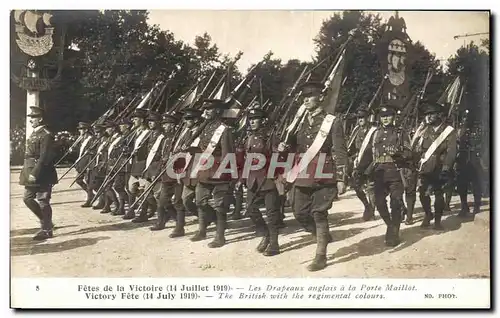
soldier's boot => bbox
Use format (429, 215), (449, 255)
(76, 179), (87, 192)
(100, 194), (112, 214)
(93, 194), (105, 210)
(208, 209), (227, 248)
(190, 208), (207, 242)
(81, 190), (94, 208)
(109, 192), (120, 215)
(473, 198), (482, 215)
(401, 204), (408, 223)
(263, 224), (280, 256)
(458, 192), (470, 217)
(170, 208), (185, 238)
(276, 195), (287, 229)
(132, 204), (150, 223)
(307, 220), (329, 272)
(419, 194), (434, 228)
(23, 198), (44, 222)
(122, 195), (136, 220)
(444, 189), (453, 213)
(311, 226), (333, 243)
(389, 222), (401, 246)
(114, 193), (126, 215)
(256, 227), (270, 253)
(355, 188), (374, 221)
(147, 197), (157, 219)
(433, 197), (445, 231)
(230, 194), (243, 220)
(34, 203), (54, 241)
(405, 195), (416, 225)
(150, 206), (167, 231)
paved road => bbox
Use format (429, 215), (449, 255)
(10, 168), (490, 278)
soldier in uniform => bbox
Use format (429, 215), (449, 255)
(348, 109), (375, 221)
(356, 105), (411, 246)
(456, 111), (484, 217)
(124, 109), (150, 220)
(98, 121), (120, 214)
(150, 113), (184, 232)
(69, 122), (95, 207)
(87, 124), (108, 211)
(19, 106), (58, 240)
(190, 99), (235, 248)
(415, 103), (457, 229)
(108, 117), (133, 215)
(279, 82), (348, 271)
(176, 108), (204, 218)
(132, 112), (163, 223)
(243, 108), (281, 255)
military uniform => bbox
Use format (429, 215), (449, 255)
(244, 109), (281, 256)
(124, 109), (151, 219)
(415, 103), (457, 229)
(19, 106), (58, 240)
(348, 109), (375, 220)
(358, 106), (411, 246)
(71, 122), (95, 207)
(87, 125), (109, 210)
(456, 113), (484, 216)
(108, 118), (134, 215)
(282, 81), (348, 271)
(149, 114), (185, 232)
(190, 99), (235, 248)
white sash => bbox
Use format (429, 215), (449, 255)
(419, 125), (455, 171)
(191, 124), (226, 177)
(354, 126), (377, 169)
(129, 129), (150, 164)
(347, 125), (361, 150)
(144, 134), (165, 171)
(78, 136), (93, 158)
(174, 127), (189, 152)
(286, 114), (336, 183)
(95, 141), (107, 165)
(107, 134), (122, 157)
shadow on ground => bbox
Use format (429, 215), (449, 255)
(10, 225), (78, 238)
(322, 214), (469, 268)
(10, 236), (110, 256)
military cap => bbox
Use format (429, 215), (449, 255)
(423, 102), (445, 115)
(118, 117), (132, 125)
(378, 105), (397, 116)
(161, 114), (178, 124)
(77, 122), (90, 129)
(247, 108), (267, 119)
(147, 111), (162, 122)
(103, 120), (117, 128)
(27, 106), (44, 118)
(182, 108), (203, 119)
(131, 108), (147, 118)
(93, 123), (106, 130)
(201, 99), (227, 110)
(356, 109), (369, 118)
(300, 81), (325, 97)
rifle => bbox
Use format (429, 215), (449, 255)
(68, 151), (100, 188)
(55, 134), (83, 166)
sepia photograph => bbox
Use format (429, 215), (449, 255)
(8, 7), (491, 309)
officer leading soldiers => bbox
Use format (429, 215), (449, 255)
(19, 106), (58, 240)
(415, 102), (457, 230)
(243, 108), (281, 256)
(279, 81), (348, 271)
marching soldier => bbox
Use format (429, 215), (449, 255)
(150, 113), (184, 232)
(348, 109), (375, 221)
(279, 82), (348, 271)
(356, 105), (411, 246)
(124, 109), (150, 220)
(415, 103), (457, 230)
(243, 108), (281, 256)
(403, 119), (428, 225)
(133, 112), (163, 223)
(176, 108), (204, 218)
(69, 122), (95, 207)
(87, 124), (108, 211)
(107, 117), (133, 215)
(190, 99), (235, 248)
(456, 111), (484, 217)
(19, 106), (58, 240)
(98, 121), (119, 214)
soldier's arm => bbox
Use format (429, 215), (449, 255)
(443, 131), (458, 171)
(31, 132), (54, 179)
(221, 127), (235, 159)
(331, 118), (348, 179)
